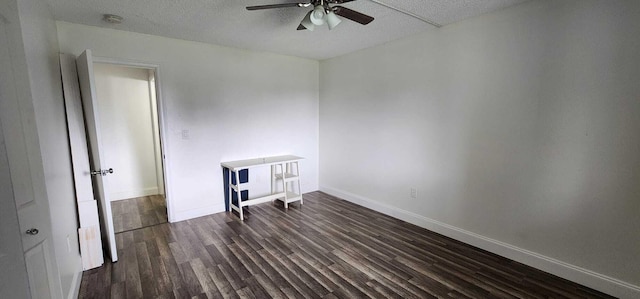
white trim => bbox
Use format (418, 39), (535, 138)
(320, 185), (640, 299)
(173, 204), (226, 222)
(91, 56), (175, 223)
(109, 187), (159, 202)
(153, 66), (174, 222)
(92, 56), (159, 70)
(66, 260), (82, 299)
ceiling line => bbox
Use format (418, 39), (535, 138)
(366, 0), (442, 28)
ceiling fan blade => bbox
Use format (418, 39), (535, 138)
(333, 6), (374, 25)
(297, 24), (306, 30)
(328, 0), (356, 3)
(246, 3), (308, 11)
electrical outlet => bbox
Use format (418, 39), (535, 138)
(410, 188), (418, 199)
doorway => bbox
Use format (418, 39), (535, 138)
(92, 63), (168, 234)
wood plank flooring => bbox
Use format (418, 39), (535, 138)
(112, 195), (168, 233)
(80, 191), (614, 298)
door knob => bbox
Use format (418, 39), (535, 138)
(91, 168), (114, 176)
(26, 228), (39, 235)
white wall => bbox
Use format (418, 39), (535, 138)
(16, 0), (81, 298)
(94, 63), (162, 201)
(4, 0), (82, 298)
(320, 0), (640, 297)
(57, 22), (320, 221)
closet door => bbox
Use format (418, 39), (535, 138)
(0, 19), (59, 299)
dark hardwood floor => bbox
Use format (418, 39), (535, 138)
(111, 194), (168, 233)
(80, 191), (614, 298)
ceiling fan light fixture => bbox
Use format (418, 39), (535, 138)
(326, 11), (341, 30)
(246, 1), (375, 31)
(310, 5), (326, 26)
(300, 11), (315, 31)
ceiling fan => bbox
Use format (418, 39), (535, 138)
(246, 0), (374, 31)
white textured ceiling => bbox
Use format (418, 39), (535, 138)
(45, 0), (529, 60)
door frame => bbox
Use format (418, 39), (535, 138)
(91, 56), (175, 222)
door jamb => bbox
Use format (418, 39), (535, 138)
(91, 56), (175, 222)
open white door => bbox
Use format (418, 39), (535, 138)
(76, 49), (118, 262)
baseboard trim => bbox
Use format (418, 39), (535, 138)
(172, 203), (226, 223)
(110, 187), (159, 201)
(320, 185), (640, 299)
(67, 260), (82, 299)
